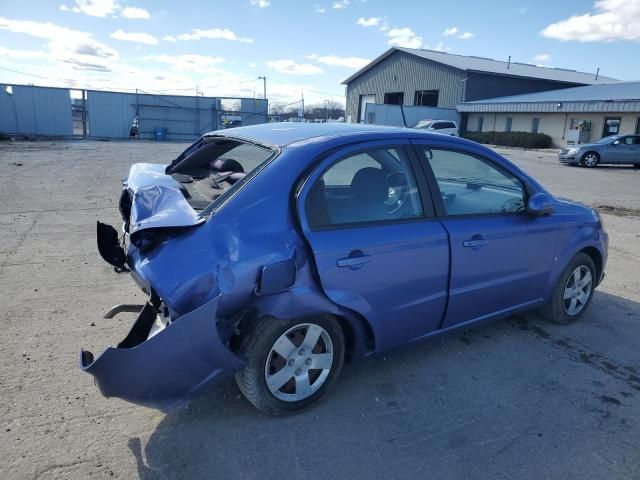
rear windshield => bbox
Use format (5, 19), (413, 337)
(166, 137), (276, 216)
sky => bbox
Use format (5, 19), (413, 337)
(0, 0), (638, 107)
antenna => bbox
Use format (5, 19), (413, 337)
(507, 55), (511, 69)
(595, 67), (600, 81)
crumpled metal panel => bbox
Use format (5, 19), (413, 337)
(79, 296), (244, 410)
(124, 163), (204, 234)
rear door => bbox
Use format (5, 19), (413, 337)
(412, 142), (558, 328)
(297, 140), (450, 350)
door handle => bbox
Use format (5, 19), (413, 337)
(463, 237), (488, 249)
(337, 254), (371, 268)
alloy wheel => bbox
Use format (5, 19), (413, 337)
(583, 153), (598, 167)
(563, 266), (593, 316)
(264, 323), (334, 402)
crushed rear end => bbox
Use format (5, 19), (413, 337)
(80, 136), (275, 410)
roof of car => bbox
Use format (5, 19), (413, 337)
(204, 122), (442, 147)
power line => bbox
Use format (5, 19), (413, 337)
(269, 78), (344, 98)
(0, 65), (49, 80)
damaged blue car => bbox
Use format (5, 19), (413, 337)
(81, 123), (608, 415)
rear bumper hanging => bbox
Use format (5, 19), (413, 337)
(79, 296), (245, 411)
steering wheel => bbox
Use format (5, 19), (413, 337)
(385, 171), (410, 214)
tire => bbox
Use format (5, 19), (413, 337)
(539, 252), (596, 325)
(580, 151), (600, 168)
(235, 315), (345, 415)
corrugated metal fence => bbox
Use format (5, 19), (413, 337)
(0, 84), (268, 140)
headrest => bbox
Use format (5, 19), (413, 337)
(351, 167), (388, 202)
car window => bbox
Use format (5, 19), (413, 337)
(419, 148), (526, 216)
(623, 136), (635, 145)
(441, 122), (455, 129)
(306, 147), (424, 228)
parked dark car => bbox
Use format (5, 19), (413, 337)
(81, 123), (608, 415)
(558, 134), (640, 167)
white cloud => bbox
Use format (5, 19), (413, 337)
(121, 6), (150, 19)
(250, 0), (271, 7)
(307, 53), (370, 68)
(542, 0), (640, 42)
(315, 4), (326, 13)
(386, 27), (423, 48)
(533, 53), (550, 63)
(0, 45), (48, 59)
(110, 29), (158, 45)
(59, 4), (70, 11)
(143, 54), (226, 72)
(0, 16), (118, 72)
(357, 17), (380, 27)
(443, 26), (474, 39)
(163, 27), (254, 43)
(72, 0), (120, 17)
(267, 59), (324, 75)
(332, 0), (349, 9)
(432, 42), (451, 52)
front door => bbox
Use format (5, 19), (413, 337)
(297, 141), (450, 351)
(413, 143), (558, 328)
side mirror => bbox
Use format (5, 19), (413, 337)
(612, 140), (621, 145)
(527, 192), (554, 217)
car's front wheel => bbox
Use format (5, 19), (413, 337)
(540, 252), (596, 325)
(235, 316), (345, 415)
(580, 152), (600, 168)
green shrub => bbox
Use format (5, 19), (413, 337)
(462, 131), (552, 148)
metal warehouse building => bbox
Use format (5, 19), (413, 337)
(457, 82), (640, 147)
(343, 47), (616, 125)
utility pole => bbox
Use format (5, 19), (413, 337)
(258, 76), (266, 99)
(325, 99), (329, 121)
(301, 91), (305, 118)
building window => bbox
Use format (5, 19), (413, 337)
(532, 117), (540, 134)
(505, 117), (513, 133)
(383, 92), (404, 105)
(602, 117), (621, 137)
(636, 117), (640, 135)
(414, 90), (439, 107)
(477, 116), (484, 132)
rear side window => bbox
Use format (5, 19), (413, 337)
(419, 148), (525, 216)
(306, 147), (424, 228)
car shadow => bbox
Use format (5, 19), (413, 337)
(128, 290), (640, 480)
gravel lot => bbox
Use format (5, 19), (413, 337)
(1, 140), (639, 480)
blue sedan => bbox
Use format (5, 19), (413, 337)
(82, 123), (608, 415)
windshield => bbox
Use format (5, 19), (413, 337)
(596, 136), (618, 144)
(166, 137), (276, 215)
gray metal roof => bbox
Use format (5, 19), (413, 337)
(342, 47), (618, 85)
(457, 81), (640, 113)
(461, 81), (640, 104)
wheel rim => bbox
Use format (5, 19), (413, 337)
(584, 154), (598, 167)
(264, 323), (334, 402)
(563, 266), (593, 316)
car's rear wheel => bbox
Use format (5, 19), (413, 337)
(539, 252), (596, 325)
(580, 152), (600, 168)
(235, 316), (344, 415)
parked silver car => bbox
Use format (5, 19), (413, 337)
(558, 135), (640, 168)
